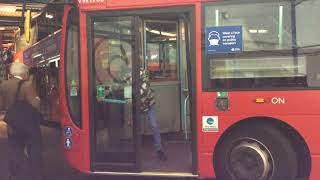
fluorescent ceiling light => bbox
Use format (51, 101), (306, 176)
(161, 32), (176, 37)
(45, 13), (53, 19)
(215, 9), (219, 26)
(148, 29), (176, 37)
(149, 30), (160, 35)
(249, 29), (258, 33)
(146, 28), (176, 37)
(33, 53), (42, 58)
(0, 27), (6, 30)
(249, 29), (268, 34)
(1, 7), (16, 12)
(258, 29), (268, 33)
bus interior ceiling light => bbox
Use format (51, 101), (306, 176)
(147, 29), (176, 37)
(161, 31), (176, 37)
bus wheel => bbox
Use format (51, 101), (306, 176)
(214, 124), (298, 180)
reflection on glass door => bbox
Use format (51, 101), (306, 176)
(92, 17), (138, 166)
(145, 21), (178, 81)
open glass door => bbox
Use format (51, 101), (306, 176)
(139, 17), (193, 174)
(90, 16), (141, 172)
(87, 7), (195, 174)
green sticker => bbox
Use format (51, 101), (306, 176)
(217, 91), (228, 97)
(70, 87), (78, 97)
(97, 85), (105, 98)
(71, 80), (78, 87)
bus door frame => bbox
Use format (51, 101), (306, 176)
(86, 6), (197, 174)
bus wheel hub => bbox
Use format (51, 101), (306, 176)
(228, 138), (274, 180)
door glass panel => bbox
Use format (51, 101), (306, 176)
(140, 19), (193, 173)
(93, 17), (135, 163)
(145, 21), (178, 81)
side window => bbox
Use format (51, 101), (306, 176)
(65, 8), (81, 127)
(296, 0), (320, 87)
(202, 0), (320, 90)
(296, 0), (320, 48)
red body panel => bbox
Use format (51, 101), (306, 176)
(77, 0), (198, 11)
(198, 91), (320, 178)
(59, 1), (320, 179)
(59, 5), (90, 173)
(195, 2), (206, 177)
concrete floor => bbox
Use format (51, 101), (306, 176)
(0, 120), (198, 180)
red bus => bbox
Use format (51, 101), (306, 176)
(59, 0), (320, 179)
(24, 30), (61, 123)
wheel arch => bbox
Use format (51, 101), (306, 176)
(213, 116), (311, 179)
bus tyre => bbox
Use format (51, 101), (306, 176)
(214, 124), (298, 180)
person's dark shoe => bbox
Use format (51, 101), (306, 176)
(157, 150), (167, 161)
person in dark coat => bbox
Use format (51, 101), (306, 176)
(0, 62), (42, 180)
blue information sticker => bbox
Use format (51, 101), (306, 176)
(206, 26), (243, 53)
(207, 118), (214, 125)
(64, 138), (72, 149)
(64, 126), (72, 138)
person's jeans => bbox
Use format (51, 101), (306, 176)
(146, 104), (162, 151)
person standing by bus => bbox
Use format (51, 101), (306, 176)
(139, 67), (167, 161)
(0, 62), (43, 180)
